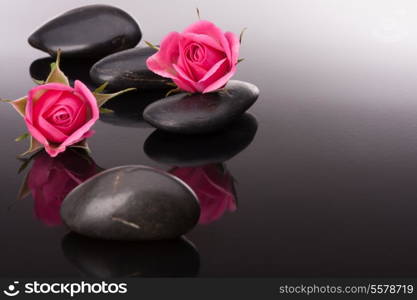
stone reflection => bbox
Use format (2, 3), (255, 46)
(61, 233), (200, 277)
(18, 149), (102, 226)
(99, 90), (166, 128)
(29, 56), (97, 88)
(170, 164), (237, 224)
(144, 113), (258, 166)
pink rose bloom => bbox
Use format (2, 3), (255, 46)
(27, 150), (100, 226)
(147, 20), (240, 93)
(170, 164), (237, 224)
(25, 80), (99, 157)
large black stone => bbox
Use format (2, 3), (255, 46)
(143, 80), (259, 134)
(62, 233), (200, 277)
(28, 5), (141, 58)
(90, 47), (173, 91)
(144, 113), (258, 166)
(60, 165), (200, 241)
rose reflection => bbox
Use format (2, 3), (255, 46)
(170, 164), (237, 224)
(22, 150), (101, 226)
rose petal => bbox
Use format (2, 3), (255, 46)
(173, 64), (199, 92)
(202, 64), (237, 93)
(183, 20), (232, 64)
(225, 31), (240, 65)
(146, 32), (181, 79)
(37, 115), (68, 143)
(28, 90), (63, 124)
(59, 80), (99, 148)
(181, 32), (224, 52)
(199, 58), (227, 83)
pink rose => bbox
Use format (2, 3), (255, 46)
(27, 150), (100, 226)
(25, 80), (99, 157)
(170, 164), (237, 224)
(147, 20), (240, 93)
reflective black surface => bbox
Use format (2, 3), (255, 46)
(2, 0), (417, 277)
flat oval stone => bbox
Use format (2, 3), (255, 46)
(60, 165), (200, 241)
(28, 5), (141, 58)
(144, 113), (258, 166)
(90, 47), (173, 91)
(143, 80), (259, 134)
(62, 233), (200, 277)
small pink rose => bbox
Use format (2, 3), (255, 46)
(170, 164), (237, 224)
(25, 80), (99, 157)
(27, 150), (100, 226)
(147, 20), (240, 93)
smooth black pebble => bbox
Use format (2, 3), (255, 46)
(28, 5), (141, 58)
(143, 80), (259, 134)
(60, 165), (200, 241)
(144, 113), (258, 166)
(90, 47), (173, 91)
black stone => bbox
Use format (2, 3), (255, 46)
(28, 5), (141, 58)
(144, 113), (258, 166)
(90, 47), (173, 91)
(143, 80), (259, 134)
(60, 165), (200, 241)
(30, 57), (97, 89)
(99, 90), (166, 128)
(62, 233), (200, 277)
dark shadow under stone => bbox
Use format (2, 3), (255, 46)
(144, 113), (258, 166)
(62, 233), (200, 277)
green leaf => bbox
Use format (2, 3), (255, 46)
(239, 27), (247, 44)
(15, 133), (29, 142)
(94, 81), (109, 93)
(144, 40), (160, 51)
(94, 88), (136, 107)
(99, 107), (114, 114)
(45, 49), (70, 85)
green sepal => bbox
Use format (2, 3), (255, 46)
(32, 78), (45, 85)
(15, 133), (29, 142)
(99, 107), (114, 114)
(10, 96), (28, 117)
(94, 81), (109, 93)
(19, 136), (43, 157)
(165, 87), (181, 97)
(70, 139), (91, 154)
(239, 27), (247, 44)
(17, 173), (31, 200)
(145, 40), (160, 51)
(237, 58), (245, 64)
(94, 88), (136, 108)
(45, 49), (70, 85)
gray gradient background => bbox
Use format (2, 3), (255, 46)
(1, 0), (417, 277)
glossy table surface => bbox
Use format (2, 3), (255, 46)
(1, 0), (417, 277)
